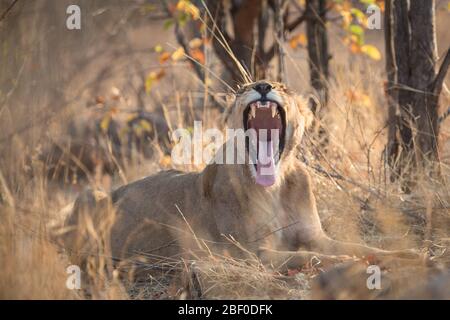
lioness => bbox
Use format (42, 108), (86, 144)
(63, 80), (420, 274)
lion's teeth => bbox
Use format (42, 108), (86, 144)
(250, 104), (256, 119)
(271, 105), (277, 118)
(256, 101), (262, 108)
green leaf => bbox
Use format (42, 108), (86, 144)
(177, 12), (189, 27)
(154, 44), (164, 53)
(163, 19), (174, 30)
(349, 24), (364, 36)
(350, 8), (365, 21)
(349, 24), (365, 45)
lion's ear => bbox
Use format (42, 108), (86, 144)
(295, 95), (314, 129)
(225, 93), (235, 106)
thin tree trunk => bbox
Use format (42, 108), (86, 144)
(274, 0), (287, 83)
(306, 0), (329, 114)
(385, 0), (399, 182)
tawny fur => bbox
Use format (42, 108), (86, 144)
(62, 81), (420, 274)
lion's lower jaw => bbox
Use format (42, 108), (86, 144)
(247, 161), (282, 188)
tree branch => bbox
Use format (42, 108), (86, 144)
(286, 12), (306, 32)
(432, 48), (450, 97)
(161, 0), (226, 112)
(0, 0), (19, 23)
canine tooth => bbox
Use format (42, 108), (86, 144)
(250, 104), (256, 119)
(271, 105), (277, 118)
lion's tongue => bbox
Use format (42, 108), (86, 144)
(256, 140), (276, 187)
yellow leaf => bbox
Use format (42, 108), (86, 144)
(171, 47), (185, 61)
(100, 115), (111, 133)
(345, 89), (373, 109)
(127, 113), (139, 122)
(176, 0), (200, 20)
(361, 44), (381, 61)
(159, 155), (172, 168)
(188, 37), (203, 49)
(145, 69), (166, 93)
(154, 44), (163, 53)
(289, 33), (307, 49)
(133, 125), (144, 138)
(139, 119), (152, 132)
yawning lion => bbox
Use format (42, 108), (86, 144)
(62, 80), (421, 275)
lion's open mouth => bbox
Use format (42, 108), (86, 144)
(243, 99), (286, 187)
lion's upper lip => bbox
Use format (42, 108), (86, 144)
(247, 98), (282, 108)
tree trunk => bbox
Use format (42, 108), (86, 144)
(305, 0), (329, 114)
(274, 0), (287, 83)
(207, 0), (262, 86)
(385, 0), (448, 189)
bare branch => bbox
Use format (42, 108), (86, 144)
(432, 48), (450, 97)
(286, 12), (306, 32)
(0, 0), (19, 23)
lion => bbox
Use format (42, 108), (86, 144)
(61, 80), (422, 277)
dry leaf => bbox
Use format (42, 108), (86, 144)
(171, 47), (185, 61)
(159, 52), (171, 64)
(190, 48), (205, 64)
(289, 33), (307, 49)
(188, 37), (203, 49)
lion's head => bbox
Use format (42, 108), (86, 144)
(227, 80), (312, 187)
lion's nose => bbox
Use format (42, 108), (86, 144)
(253, 82), (272, 96)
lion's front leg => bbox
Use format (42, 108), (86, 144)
(310, 234), (422, 261)
(258, 247), (353, 272)
(283, 165), (424, 263)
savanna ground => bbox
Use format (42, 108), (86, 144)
(0, 0), (450, 299)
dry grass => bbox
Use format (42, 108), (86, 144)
(1, 3), (450, 300)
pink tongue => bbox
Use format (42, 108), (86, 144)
(256, 140), (276, 187)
